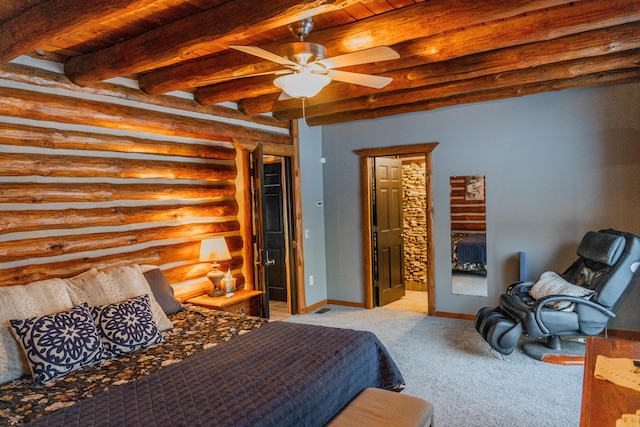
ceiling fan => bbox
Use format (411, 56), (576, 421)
(216, 18), (399, 100)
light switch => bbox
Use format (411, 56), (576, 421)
(304, 229), (310, 239)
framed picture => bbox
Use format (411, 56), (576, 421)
(465, 175), (485, 201)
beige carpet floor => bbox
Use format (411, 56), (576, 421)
(284, 305), (583, 427)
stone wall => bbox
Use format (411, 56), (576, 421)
(402, 160), (427, 291)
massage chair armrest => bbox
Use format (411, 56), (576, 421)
(507, 281), (534, 297)
(532, 296), (616, 335)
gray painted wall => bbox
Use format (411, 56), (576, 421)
(318, 82), (640, 329)
(298, 122), (328, 307)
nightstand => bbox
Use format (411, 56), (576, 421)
(187, 290), (263, 317)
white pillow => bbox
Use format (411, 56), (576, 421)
(529, 271), (595, 310)
(0, 278), (73, 383)
(64, 264), (173, 331)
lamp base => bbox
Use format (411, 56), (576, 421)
(209, 288), (225, 297)
(206, 268), (225, 297)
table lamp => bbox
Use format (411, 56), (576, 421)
(199, 237), (231, 296)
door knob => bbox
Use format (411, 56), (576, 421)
(264, 249), (275, 266)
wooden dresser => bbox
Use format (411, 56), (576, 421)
(581, 336), (640, 426)
(187, 290), (263, 317)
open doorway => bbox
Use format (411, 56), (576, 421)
(354, 143), (438, 315)
(262, 155), (296, 320)
(241, 129), (305, 320)
(249, 150), (297, 320)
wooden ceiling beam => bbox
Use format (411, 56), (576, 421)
(195, 75), (278, 105)
(237, 94), (282, 116)
(139, 0), (570, 95)
(64, 0), (363, 86)
(0, 0), (42, 23)
(305, 69), (640, 126)
(271, 50), (640, 121)
(319, 1), (640, 99)
(199, 0), (640, 107)
(259, 22), (640, 119)
(0, 0), (159, 61)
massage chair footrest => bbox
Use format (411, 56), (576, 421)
(475, 307), (523, 355)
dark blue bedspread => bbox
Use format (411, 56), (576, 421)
(29, 322), (404, 427)
(456, 233), (486, 264)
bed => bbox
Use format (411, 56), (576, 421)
(0, 265), (404, 427)
(451, 232), (487, 275)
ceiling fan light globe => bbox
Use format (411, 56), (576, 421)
(274, 72), (330, 99)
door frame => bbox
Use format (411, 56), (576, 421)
(250, 144), (268, 317)
(236, 121), (306, 316)
(354, 143), (438, 313)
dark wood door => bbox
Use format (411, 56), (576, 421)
(374, 157), (405, 306)
(250, 145), (269, 318)
(264, 162), (287, 301)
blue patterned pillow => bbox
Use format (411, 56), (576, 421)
(90, 294), (165, 356)
(9, 303), (111, 386)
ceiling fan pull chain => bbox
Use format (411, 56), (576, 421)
(302, 98), (311, 127)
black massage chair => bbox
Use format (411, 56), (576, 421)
(475, 229), (640, 361)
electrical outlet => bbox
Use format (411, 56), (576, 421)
(309, 275), (314, 285)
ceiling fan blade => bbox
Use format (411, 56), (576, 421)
(230, 45), (298, 67)
(317, 46), (399, 69)
(196, 69), (290, 85)
(328, 70), (393, 89)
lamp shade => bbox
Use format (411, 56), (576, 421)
(199, 237), (231, 262)
(274, 69), (330, 99)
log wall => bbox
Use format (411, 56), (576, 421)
(0, 57), (292, 301)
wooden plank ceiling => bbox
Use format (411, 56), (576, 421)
(1, 0), (638, 126)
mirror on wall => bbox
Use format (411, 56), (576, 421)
(450, 175), (488, 296)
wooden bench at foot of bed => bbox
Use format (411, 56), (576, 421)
(328, 388), (434, 427)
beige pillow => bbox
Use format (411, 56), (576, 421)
(529, 271), (595, 310)
(64, 264), (172, 331)
(0, 278), (73, 383)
